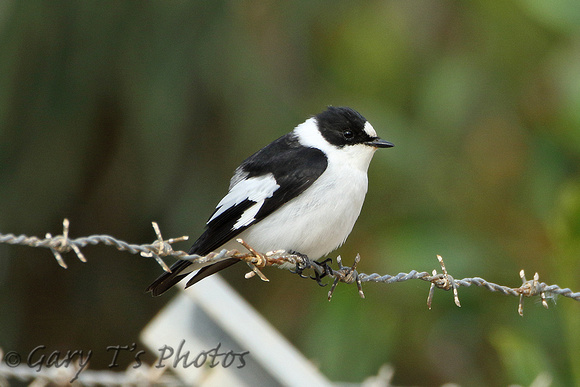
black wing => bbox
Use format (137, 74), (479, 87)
(147, 133), (328, 296)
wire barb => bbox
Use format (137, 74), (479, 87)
(516, 270), (550, 317)
(139, 222), (189, 273)
(327, 254), (365, 301)
(1, 220), (578, 314)
(45, 218), (87, 268)
(427, 255), (461, 310)
(236, 238), (270, 282)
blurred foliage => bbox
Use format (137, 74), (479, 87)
(1, 0), (579, 385)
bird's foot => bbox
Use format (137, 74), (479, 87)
(310, 257), (334, 287)
(288, 253), (333, 286)
(289, 251), (310, 278)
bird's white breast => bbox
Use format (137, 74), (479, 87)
(231, 160), (369, 259)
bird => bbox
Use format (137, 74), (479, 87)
(147, 106), (393, 296)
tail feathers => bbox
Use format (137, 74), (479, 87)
(146, 260), (193, 296)
(184, 258), (240, 289)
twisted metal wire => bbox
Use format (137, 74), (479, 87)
(360, 271), (580, 300)
(1, 219), (578, 312)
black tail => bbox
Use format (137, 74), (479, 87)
(146, 258), (241, 296)
(184, 258), (239, 289)
(146, 260), (193, 296)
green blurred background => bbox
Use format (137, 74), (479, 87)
(1, 1), (579, 385)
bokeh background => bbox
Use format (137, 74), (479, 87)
(1, 1), (580, 385)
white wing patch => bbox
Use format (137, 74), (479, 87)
(233, 202), (263, 229)
(208, 173), (280, 229)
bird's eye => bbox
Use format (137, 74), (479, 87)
(343, 130), (354, 139)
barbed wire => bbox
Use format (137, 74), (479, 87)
(1, 219), (579, 316)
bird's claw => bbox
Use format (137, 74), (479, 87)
(288, 251), (310, 278)
(310, 257), (334, 286)
(287, 253), (331, 286)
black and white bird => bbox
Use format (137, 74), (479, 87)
(147, 106), (393, 296)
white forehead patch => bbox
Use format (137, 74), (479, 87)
(364, 122), (377, 138)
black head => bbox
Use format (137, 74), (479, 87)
(315, 106), (393, 148)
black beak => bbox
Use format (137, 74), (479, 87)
(366, 138), (394, 148)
